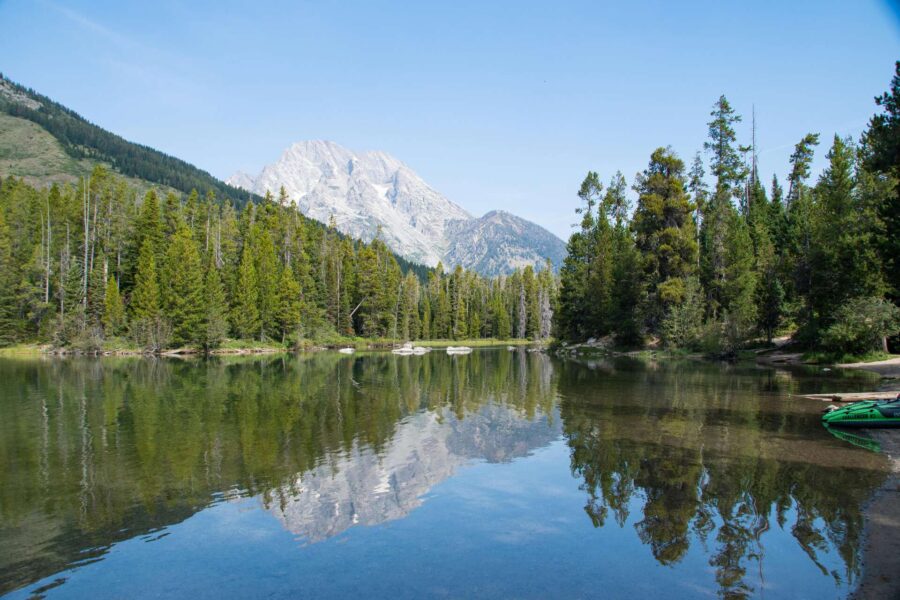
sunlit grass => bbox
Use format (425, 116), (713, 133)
(0, 343), (44, 357)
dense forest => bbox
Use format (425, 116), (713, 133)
(0, 175), (556, 350)
(557, 62), (900, 357)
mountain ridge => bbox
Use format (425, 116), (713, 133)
(229, 141), (566, 275)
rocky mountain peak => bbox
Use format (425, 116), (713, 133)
(228, 141), (565, 275)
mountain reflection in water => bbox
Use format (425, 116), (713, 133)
(0, 351), (890, 598)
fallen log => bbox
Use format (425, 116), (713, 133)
(798, 391), (899, 403)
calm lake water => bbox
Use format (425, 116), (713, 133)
(0, 350), (892, 599)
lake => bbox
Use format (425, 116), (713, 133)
(0, 350), (892, 599)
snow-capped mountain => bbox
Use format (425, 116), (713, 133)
(268, 399), (560, 543)
(227, 141), (565, 275)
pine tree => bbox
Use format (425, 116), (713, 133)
(787, 134), (820, 205)
(232, 243), (260, 339)
(131, 240), (160, 320)
(785, 134), (820, 336)
(276, 265), (303, 342)
(0, 209), (16, 345)
(632, 148), (698, 331)
(810, 136), (886, 331)
(863, 61), (900, 301)
(493, 287), (512, 339)
(102, 276), (125, 335)
(523, 265), (539, 339)
(162, 192), (183, 238)
(86, 253), (107, 328)
(720, 209), (757, 347)
(451, 265), (467, 339)
(133, 191), (163, 265)
(161, 225), (204, 345)
(610, 220), (643, 345)
(202, 255), (229, 350)
(705, 95), (749, 193)
(557, 172), (603, 340)
(253, 226), (280, 340)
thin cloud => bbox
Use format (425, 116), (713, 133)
(41, 0), (138, 51)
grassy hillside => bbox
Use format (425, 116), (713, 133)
(0, 74), (257, 205)
(0, 113), (175, 196)
(0, 112), (84, 184)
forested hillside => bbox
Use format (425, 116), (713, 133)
(0, 75), (254, 205)
(557, 62), (900, 357)
(0, 170), (556, 350)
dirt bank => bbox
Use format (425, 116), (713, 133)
(838, 356), (900, 379)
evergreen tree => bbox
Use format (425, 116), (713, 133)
(276, 265), (303, 342)
(161, 225), (204, 345)
(232, 243), (260, 339)
(130, 240), (160, 320)
(787, 134), (820, 205)
(784, 134), (821, 336)
(253, 227), (280, 340)
(202, 255), (229, 350)
(810, 136), (886, 330)
(705, 96), (749, 192)
(862, 60), (900, 301)
(720, 209), (757, 347)
(162, 192), (183, 238)
(632, 148), (698, 331)
(557, 172), (603, 340)
(0, 209), (16, 345)
(132, 190), (164, 276)
(102, 276), (125, 335)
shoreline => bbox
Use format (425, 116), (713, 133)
(852, 431), (900, 600)
(0, 339), (539, 359)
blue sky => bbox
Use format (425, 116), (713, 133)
(1, 0), (898, 238)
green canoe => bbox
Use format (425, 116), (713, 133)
(821, 397), (900, 428)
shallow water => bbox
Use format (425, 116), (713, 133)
(0, 350), (891, 598)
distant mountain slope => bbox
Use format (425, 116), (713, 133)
(0, 75), (257, 205)
(444, 210), (563, 275)
(229, 141), (566, 275)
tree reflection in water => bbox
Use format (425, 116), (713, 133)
(0, 352), (889, 598)
(557, 357), (887, 598)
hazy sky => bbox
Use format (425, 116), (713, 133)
(1, 0), (898, 238)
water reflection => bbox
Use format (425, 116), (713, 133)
(557, 357), (887, 597)
(0, 352), (890, 598)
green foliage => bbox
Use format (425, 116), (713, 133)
(130, 241), (160, 320)
(202, 257), (229, 350)
(0, 208), (16, 345)
(102, 277), (125, 335)
(705, 95), (748, 191)
(633, 147), (697, 329)
(661, 277), (704, 350)
(276, 265), (303, 342)
(863, 61), (900, 299)
(232, 243), (261, 339)
(556, 65), (899, 354)
(252, 226), (280, 340)
(821, 297), (900, 355)
(161, 225), (204, 345)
